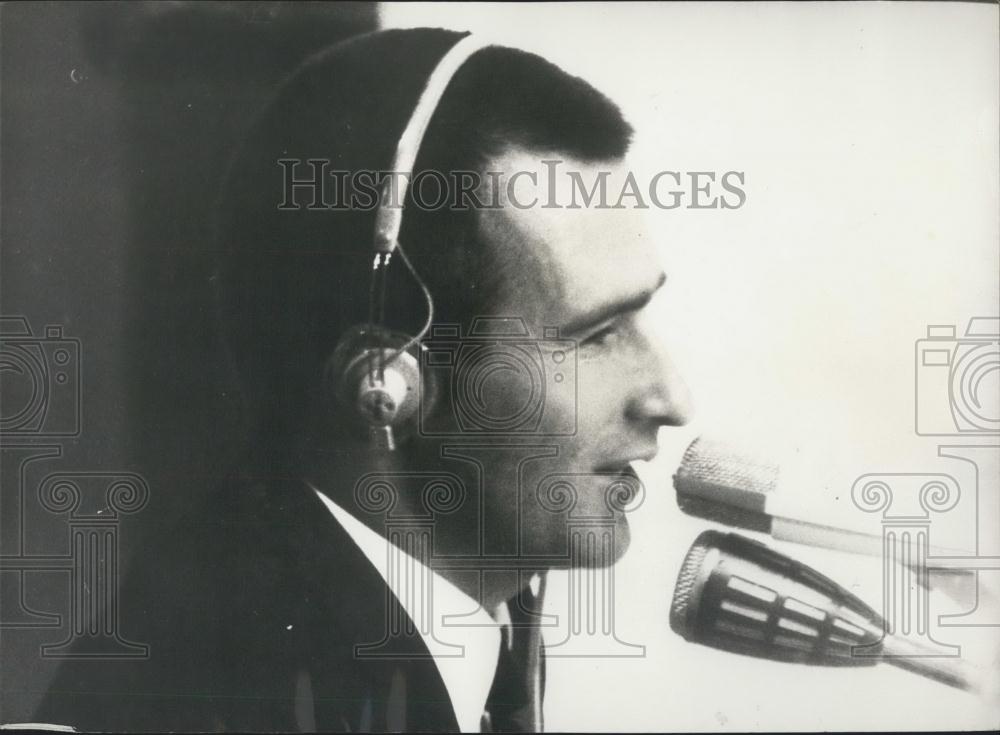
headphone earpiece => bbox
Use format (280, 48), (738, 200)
(325, 327), (426, 451)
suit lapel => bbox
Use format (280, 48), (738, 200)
(282, 480), (460, 732)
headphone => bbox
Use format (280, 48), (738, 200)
(325, 34), (491, 451)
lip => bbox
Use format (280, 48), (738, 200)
(595, 453), (656, 475)
(594, 463), (640, 483)
(599, 464), (642, 510)
(617, 464), (641, 482)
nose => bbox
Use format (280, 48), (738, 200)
(624, 338), (693, 429)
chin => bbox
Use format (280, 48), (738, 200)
(580, 514), (632, 568)
(540, 514), (631, 569)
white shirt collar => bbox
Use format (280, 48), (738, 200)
(312, 486), (502, 733)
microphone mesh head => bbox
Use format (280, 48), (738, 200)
(673, 436), (778, 532)
(674, 436), (779, 499)
(669, 531), (718, 639)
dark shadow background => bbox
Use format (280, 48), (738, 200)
(0, 2), (378, 722)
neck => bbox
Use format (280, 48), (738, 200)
(299, 441), (543, 615)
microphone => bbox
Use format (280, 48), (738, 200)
(669, 530), (982, 692)
(673, 436), (966, 562)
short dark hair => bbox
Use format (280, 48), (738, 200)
(216, 28), (632, 449)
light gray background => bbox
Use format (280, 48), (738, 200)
(382, 2), (1000, 730)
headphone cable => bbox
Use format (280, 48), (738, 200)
(382, 240), (434, 370)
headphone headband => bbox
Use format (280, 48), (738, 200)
(373, 33), (492, 254)
(337, 33), (491, 450)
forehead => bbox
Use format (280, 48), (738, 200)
(478, 150), (663, 328)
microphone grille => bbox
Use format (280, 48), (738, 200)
(669, 531), (718, 638)
(675, 436), (779, 497)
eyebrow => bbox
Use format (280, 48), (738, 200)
(562, 271), (667, 336)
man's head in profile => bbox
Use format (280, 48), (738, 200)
(218, 28), (692, 609)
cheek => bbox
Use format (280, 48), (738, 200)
(577, 330), (657, 422)
(473, 365), (539, 426)
(518, 466), (634, 564)
(453, 342), (580, 436)
(575, 355), (630, 428)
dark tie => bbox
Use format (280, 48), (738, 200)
(481, 574), (547, 733)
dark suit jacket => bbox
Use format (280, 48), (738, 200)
(34, 475), (460, 732)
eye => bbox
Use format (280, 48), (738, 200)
(582, 322), (621, 348)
